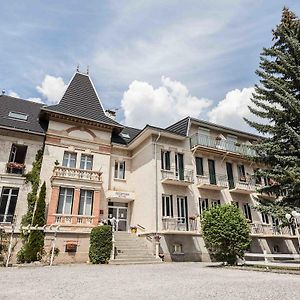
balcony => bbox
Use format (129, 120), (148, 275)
(190, 133), (256, 156)
(53, 214), (95, 225)
(250, 223), (293, 236)
(6, 162), (25, 175)
(52, 166), (102, 182)
(197, 173), (228, 190)
(229, 177), (257, 194)
(161, 168), (194, 186)
(162, 217), (198, 232)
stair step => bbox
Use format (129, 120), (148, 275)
(110, 260), (162, 265)
(112, 257), (160, 262)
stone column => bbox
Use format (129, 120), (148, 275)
(92, 190), (101, 225)
(47, 186), (60, 225)
(71, 188), (81, 224)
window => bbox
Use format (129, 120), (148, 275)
(195, 157), (204, 176)
(62, 152), (77, 168)
(261, 212), (269, 224)
(161, 150), (171, 170)
(237, 165), (246, 182)
(234, 201), (239, 208)
(8, 111), (28, 121)
(57, 188), (74, 214)
(7, 144), (27, 174)
(0, 187), (19, 223)
(114, 161), (125, 179)
(78, 190), (93, 216)
(211, 200), (221, 207)
(162, 195), (173, 217)
(173, 243), (183, 254)
(80, 154), (93, 170)
(243, 203), (252, 222)
(199, 198), (209, 214)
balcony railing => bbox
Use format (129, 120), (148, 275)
(52, 166), (102, 182)
(161, 167), (194, 185)
(229, 177), (257, 193)
(6, 162), (25, 175)
(162, 217), (197, 232)
(190, 133), (256, 156)
(53, 214), (94, 225)
(250, 223), (293, 236)
(197, 173), (228, 189)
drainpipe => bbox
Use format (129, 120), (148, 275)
(154, 132), (161, 258)
(50, 224), (60, 266)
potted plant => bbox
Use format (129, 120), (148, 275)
(130, 226), (137, 234)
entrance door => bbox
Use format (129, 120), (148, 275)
(226, 162), (235, 189)
(208, 159), (217, 185)
(108, 203), (128, 231)
(175, 153), (184, 180)
(177, 196), (188, 231)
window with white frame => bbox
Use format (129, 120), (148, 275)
(237, 164), (246, 182)
(78, 190), (93, 216)
(243, 203), (252, 222)
(62, 152), (77, 168)
(80, 154), (93, 170)
(261, 212), (269, 224)
(114, 161), (125, 179)
(57, 188), (74, 214)
(211, 199), (221, 207)
(173, 243), (183, 254)
(162, 195), (173, 217)
(0, 187), (19, 223)
(161, 150), (171, 170)
(199, 198), (209, 214)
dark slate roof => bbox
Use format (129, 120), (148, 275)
(111, 126), (142, 145)
(42, 72), (122, 128)
(0, 95), (45, 135)
(165, 117), (190, 136)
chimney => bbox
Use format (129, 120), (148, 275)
(2, 89), (5, 95)
(105, 109), (116, 120)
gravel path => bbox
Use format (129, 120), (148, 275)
(1, 262), (299, 300)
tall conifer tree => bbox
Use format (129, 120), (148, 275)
(245, 8), (300, 209)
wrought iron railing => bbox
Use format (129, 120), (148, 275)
(53, 214), (94, 225)
(250, 223), (293, 236)
(161, 167), (194, 183)
(228, 177), (257, 191)
(197, 172), (228, 187)
(162, 217), (197, 231)
(190, 133), (256, 156)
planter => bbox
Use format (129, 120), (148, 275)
(130, 227), (137, 234)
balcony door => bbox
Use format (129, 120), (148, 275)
(175, 153), (184, 180)
(226, 162), (235, 189)
(208, 159), (217, 185)
(177, 196), (188, 230)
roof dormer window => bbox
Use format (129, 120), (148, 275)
(8, 111), (28, 121)
(121, 133), (130, 139)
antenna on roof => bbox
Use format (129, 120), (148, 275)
(105, 108), (119, 120)
(76, 64), (80, 72)
(87, 65), (89, 75)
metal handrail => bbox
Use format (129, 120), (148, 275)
(197, 172), (228, 186)
(190, 133), (256, 156)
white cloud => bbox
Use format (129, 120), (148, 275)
(208, 87), (257, 132)
(27, 97), (44, 104)
(121, 76), (212, 128)
(36, 75), (67, 105)
(8, 91), (20, 98)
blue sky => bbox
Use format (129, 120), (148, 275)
(1, 1), (299, 131)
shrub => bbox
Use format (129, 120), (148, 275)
(18, 182), (46, 263)
(89, 225), (112, 264)
(201, 204), (251, 265)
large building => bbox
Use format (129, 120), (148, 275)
(0, 71), (299, 263)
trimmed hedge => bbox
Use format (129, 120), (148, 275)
(89, 225), (112, 264)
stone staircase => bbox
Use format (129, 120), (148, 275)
(110, 232), (162, 265)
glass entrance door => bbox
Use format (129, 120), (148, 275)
(177, 196), (188, 231)
(108, 202), (128, 231)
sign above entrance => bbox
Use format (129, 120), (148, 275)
(106, 190), (135, 202)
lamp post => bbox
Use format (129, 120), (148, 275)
(285, 211), (300, 253)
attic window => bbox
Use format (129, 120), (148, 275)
(8, 111), (28, 121)
(121, 133), (130, 139)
